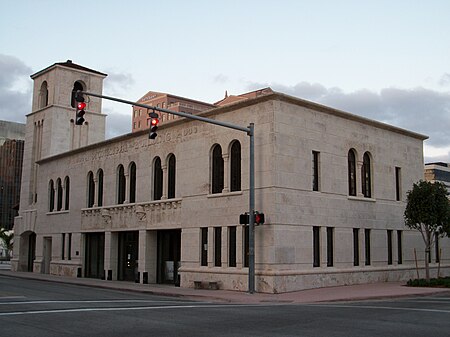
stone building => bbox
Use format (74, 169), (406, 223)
(12, 61), (449, 293)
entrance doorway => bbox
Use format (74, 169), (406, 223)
(118, 231), (139, 282)
(85, 233), (105, 279)
(157, 229), (181, 285)
(27, 232), (36, 272)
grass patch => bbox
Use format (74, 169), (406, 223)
(407, 277), (450, 288)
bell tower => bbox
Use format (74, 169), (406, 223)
(22, 60), (107, 206)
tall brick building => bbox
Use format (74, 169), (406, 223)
(0, 121), (25, 230)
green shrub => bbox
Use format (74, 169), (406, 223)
(407, 277), (450, 287)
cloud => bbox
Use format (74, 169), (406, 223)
(248, 81), (450, 152)
(104, 107), (131, 139)
(0, 54), (32, 123)
(439, 73), (450, 87)
(213, 74), (228, 84)
(103, 70), (135, 96)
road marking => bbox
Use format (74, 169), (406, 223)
(0, 303), (270, 317)
(0, 299), (200, 305)
(0, 296), (26, 300)
(308, 303), (450, 314)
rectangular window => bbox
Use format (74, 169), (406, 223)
(214, 227), (222, 267)
(313, 226), (320, 267)
(244, 226), (249, 268)
(61, 233), (65, 260)
(395, 167), (401, 201)
(397, 230), (403, 264)
(326, 227), (333, 267)
(365, 229), (371, 265)
(68, 233), (72, 260)
(353, 228), (359, 266)
(387, 230), (393, 265)
(201, 228), (208, 266)
(312, 151), (320, 191)
(229, 226), (237, 267)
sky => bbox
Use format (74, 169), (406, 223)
(1, 0), (449, 163)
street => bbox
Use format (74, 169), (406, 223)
(1, 275), (449, 337)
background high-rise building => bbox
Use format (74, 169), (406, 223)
(0, 121), (25, 230)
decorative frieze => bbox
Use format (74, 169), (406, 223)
(81, 199), (182, 230)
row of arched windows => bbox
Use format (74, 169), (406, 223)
(211, 140), (241, 194)
(348, 149), (372, 198)
(48, 177), (70, 212)
(39, 80), (85, 110)
(48, 140), (243, 211)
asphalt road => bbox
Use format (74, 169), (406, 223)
(1, 275), (449, 337)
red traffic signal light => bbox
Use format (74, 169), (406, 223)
(149, 117), (159, 139)
(75, 101), (86, 125)
(77, 102), (86, 110)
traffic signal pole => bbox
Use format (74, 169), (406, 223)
(79, 91), (257, 294)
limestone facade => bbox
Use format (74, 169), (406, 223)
(12, 61), (449, 293)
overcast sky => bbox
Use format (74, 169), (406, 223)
(1, 0), (449, 163)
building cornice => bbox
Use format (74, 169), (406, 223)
(36, 91), (428, 164)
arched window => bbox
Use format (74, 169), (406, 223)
(56, 178), (63, 211)
(97, 169), (103, 207)
(87, 171), (95, 207)
(71, 81), (84, 108)
(64, 176), (70, 210)
(211, 144), (224, 194)
(153, 157), (163, 200)
(362, 152), (372, 198)
(48, 180), (55, 212)
(230, 141), (241, 192)
(39, 81), (48, 108)
(129, 162), (137, 203)
(117, 165), (126, 204)
(348, 149), (357, 196)
(167, 154), (176, 199)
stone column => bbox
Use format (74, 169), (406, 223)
(357, 160), (364, 198)
(208, 226), (214, 267)
(104, 231), (118, 280)
(92, 176), (98, 207)
(236, 226), (244, 269)
(138, 230), (147, 284)
(124, 173), (129, 204)
(222, 226), (228, 267)
(161, 164), (168, 200)
(222, 153), (229, 193)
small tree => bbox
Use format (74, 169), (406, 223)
(0, 228), (14, 260)
(404, 180), (450, 281)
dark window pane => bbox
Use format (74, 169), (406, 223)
(230, 141), (241, 192)
(348, 150), (356, 196)
(168, 155), (176, 199)
(153, 158), (163, 200)
(313, 226), (320, 267)
(212, 145), (224, 194)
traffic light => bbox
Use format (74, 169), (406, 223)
(255, 212), (265, 225)
(149, 115), (159, 139)
(75, 93), (86, 125)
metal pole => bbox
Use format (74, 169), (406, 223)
(81, 91), (249, 133)
(80, 90), (257, 293)
(248, 123), (255, 294)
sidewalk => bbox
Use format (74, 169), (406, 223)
(1, 268), (449, 304)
